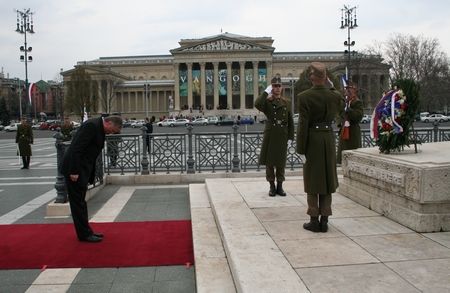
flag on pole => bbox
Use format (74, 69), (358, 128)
(28, 83), (36, 105)
(83, 106), (88, 122)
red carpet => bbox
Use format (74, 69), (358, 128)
(0, 221), (194, 269)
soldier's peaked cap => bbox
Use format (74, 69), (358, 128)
(271, 76), (282, 84)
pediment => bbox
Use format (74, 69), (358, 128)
(171, 36), (274, 54)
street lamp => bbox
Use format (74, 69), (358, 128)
(144, 83), (150, 118)
(290, 79), (295, 113)
(15, 8), (35, 118)
(340, 5), (358, 81)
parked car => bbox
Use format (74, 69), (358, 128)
(189, 118), (209, 126)
(0, 125), (4, 131)
(207, 116), (219, 125)
(293, 113), (299, 124)
(420, 114), (449, 123)
(5, 123), (20, 132)
(32, 122), (43, 130)
(131, 120), (145, 128)
(216, 117), (237, 126)
(360, 114), (371, 123)
(157, 118), (176, 127)
(239, 117), (254, 125)
(173, 119), (190, 127)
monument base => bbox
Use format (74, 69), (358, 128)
(339, 141), (450, 232)
(46, 182), (105, 218)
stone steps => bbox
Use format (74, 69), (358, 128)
(191, 178), (309, 293)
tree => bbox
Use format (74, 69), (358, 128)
(0, 97), (11, 126)
(64, 67), (99, 121)
(100, 77), (122, 114)
(367, 34), (450, 113)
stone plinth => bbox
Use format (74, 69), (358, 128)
(339, 141), (450, 232)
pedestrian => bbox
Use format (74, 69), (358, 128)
(60, 117), (74, 141)
(337, 81), (364, 164)
(62, 115), (122, 242)
(296, 62), (344, 232)
(144, 116), (155, 153)
(255, 76), (295, 197)
(16, 117), (33, 169)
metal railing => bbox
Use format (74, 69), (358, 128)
(102, 124), (450, 175)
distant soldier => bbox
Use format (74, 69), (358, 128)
(61, 117), (74, 141)
(16, 117), (33, 169)
(255, 76), (295, 197)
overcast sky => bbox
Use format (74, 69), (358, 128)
(1, 0), (449, 82)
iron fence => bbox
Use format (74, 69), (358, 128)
(101, 125), (450, 175)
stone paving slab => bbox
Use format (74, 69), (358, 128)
(296, 263), (421, 293)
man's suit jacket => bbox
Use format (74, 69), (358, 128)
(62, 117), (105, 187)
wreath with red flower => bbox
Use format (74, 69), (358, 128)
(370, 79), (420, 154)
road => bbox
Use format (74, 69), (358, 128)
(1, 120), (448, 140)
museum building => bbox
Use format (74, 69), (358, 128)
(62, 33), (390, 119)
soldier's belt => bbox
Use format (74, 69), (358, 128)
(310, 123), (332, 130)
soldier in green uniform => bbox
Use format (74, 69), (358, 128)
(16, 117), (34, 169)
(255, 76), (295, 197)
(60, 117), (74, 141)
(296, 62), (344, 232)
(337, 82), (364, 164)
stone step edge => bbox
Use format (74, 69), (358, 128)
(189, 183), (237, 293)
(205, 178), (309, 293)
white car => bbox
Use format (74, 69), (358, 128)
(5, 123), (20, 132)
(157, 118), (176, 127)
(207, 116), (219, 125)
(131, 120), (145, 128)
(293, 113), (299, 124)
(360, 114), (371, 123)
(420, 114), (449, 123)
(189, 118), (208, 126)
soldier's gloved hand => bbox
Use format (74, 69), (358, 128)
(265, 85), (273, 94)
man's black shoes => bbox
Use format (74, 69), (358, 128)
(93, 232), (104, 238)
(269, 181), (276, 197)
(79, 234), (103, 243)
(303, 217), (321, 232)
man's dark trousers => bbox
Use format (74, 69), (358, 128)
(65, 178), (92, 240)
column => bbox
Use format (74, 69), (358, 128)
(200, 62), (206, 111)
(127, 92), (131, 113)
(187, 63), (193, 110)
(239, 61), (246, 109)
(253, 61), (259, 100)
(96, 80), (104, 113)
(267, 61), (272, 81)
(120, 92), (124, 113)
(226, 61), (232, 109)
(135, 91), (138, 112)
(142, 87), (146, 115)
(213, 62), (219, 110)
(174, 63), (180, 111)
(156, 90), (160, 112)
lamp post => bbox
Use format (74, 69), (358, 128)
(15, 8), (35, 118)
(290, 79), (295, 113)
(340, 5), (358, 81)
(144, 83), (150, 118)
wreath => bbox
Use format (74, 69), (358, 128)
(370, 79), (420, 154)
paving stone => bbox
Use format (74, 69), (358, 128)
(277, 237), (379, 268)
(331, 216), (413, 236)
(252, 206), (308, 222)
(297, 263), (420, 293)
(351, 233), (450, 262)
(422, 231), (450, 248)
(385, 258), (450, 293)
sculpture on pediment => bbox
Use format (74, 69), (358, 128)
(182, 39), (260, 52)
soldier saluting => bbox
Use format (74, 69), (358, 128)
(255, 76), (295, 197)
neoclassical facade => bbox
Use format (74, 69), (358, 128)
(63, 33), (390, 118)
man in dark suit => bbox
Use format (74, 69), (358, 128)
(296, 62), (344, 233)
(62, 115), (122, 242)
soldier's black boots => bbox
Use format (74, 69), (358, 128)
(276, 181), (286, 196)
(269, 181), (276, 197)
(320, 216), (329, 232)
(303, 216), (321, 232)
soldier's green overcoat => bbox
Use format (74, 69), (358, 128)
(337, 99), (364, 164)
(296, 85), (343, 194)
(255, 92), (294, 167)
(16, 123), (33, 156)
